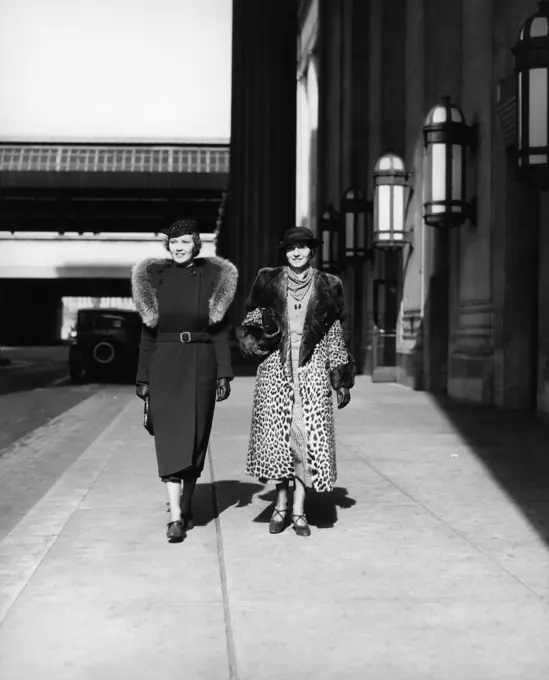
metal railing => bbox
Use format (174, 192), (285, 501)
(0, 145), (230, 174)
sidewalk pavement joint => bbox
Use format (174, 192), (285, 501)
(208, 447), (239, 680)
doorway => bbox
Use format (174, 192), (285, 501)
(372, 277), (398, 382)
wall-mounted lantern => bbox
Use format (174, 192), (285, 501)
(372, 151), (411, 248)
(340, 187), (370, 259)
(422, 95), (474, 228)
(318, 205), (341, 272)
(512, 0), (549, 188)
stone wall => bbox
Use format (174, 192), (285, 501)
(302, 0), (547, 411)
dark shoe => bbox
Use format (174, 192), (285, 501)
(166, 520), (185, 543)
(269, 507), (288, 534)
(181, 511), (194, 531)
(291, 514), (311, 537)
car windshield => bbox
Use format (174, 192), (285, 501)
(76, 310), (140, 332)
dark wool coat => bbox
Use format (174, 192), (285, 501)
(132, 256), (238, 479)
(237, 267), (355, 492)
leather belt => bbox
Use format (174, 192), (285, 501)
(157, 332), (211, 343)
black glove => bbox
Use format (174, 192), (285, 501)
(216, 377), (231, 402)
(136, 383), (150, 400)
(336, 387), (351, 410)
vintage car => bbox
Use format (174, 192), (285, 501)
(68, 308), (142, 383)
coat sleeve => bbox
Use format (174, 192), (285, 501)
(210, 316), (234, 380)
(326, 276), (356, 390)
(136, 323), (157, 384)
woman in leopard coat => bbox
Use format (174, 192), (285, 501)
(237, 227), (355, 537)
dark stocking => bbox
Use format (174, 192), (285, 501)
(180, 474), (198, 514)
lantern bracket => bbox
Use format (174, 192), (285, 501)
(467, 196), (478, 226)
(466, 122), (479, 154)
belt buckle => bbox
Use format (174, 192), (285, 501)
(179, 332), (191, 343)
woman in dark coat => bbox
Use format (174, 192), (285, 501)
(132, 219), (238, 542)
(237, 227), (355, 538)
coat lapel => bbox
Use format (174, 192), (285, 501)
(299, 271), (329, 366)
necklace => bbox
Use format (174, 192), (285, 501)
(287, 267), (314, 309)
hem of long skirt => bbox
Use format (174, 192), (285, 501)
(159, 464), (204, 481)
(256, 474), (313, 489)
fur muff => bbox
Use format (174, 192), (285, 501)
(131, 256), (238, 328)
(239, 267), (355, 493)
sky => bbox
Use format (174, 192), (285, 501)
(0, 0), (232, 142)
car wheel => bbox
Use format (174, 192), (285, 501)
(92, 341), (117, 366)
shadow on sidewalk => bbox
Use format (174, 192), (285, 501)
(189, 481), (357, 529)
(255, 487), (357, 529)
(431, 394), (549, 548)
(191, 480), (265, 526)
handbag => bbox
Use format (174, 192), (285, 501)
(143, 396), (154, 436)
(261, 307), (279, 334)
(258, 307), (281, 351)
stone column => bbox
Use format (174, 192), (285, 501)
(492, 2), (540, 411)
(218, 0), (297, 329)
(421, 0), (463, 394)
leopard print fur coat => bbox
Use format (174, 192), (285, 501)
(237, 267), (355, 492)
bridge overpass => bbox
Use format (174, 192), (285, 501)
(0, 142), (228, 345)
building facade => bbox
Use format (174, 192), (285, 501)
(289, 0), (549, 416)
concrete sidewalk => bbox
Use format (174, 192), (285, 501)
(1, 377), (549, 679)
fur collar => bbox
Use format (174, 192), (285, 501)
(244, 266), (346, 366)
(131, 256), (238, 328)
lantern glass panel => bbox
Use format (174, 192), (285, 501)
(531, 16), (549, 37)
(451, 144), (463, 201)
(393, 185), (404, 233)
(345, 213), (354, 251)
(378, 185), (391, 232)
(529, 68), (548, 148)
(431, 143), (446, 204)
(451, 108), (464, 123)
(322, 231), (330, 263)
(432, 107), (447, 123)
(357, 212), (366, 249)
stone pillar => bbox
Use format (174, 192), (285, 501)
(492, 1), (540, 411)
(421, 0), (463, 394)
(218, 0), (297, 329)
(492, 156), (539, 410)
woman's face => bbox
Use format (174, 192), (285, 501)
(168, 235), (194, 264)
(285, 243), (312, 269)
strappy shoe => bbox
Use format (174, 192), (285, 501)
(269, 507), (288, 534)
(291, 514), (311, 537)
(166, 520), (185, 543)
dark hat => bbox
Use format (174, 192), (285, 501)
(162, 219), (200, 239)
(277, 226), (324, 250)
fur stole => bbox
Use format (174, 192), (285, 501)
(240, 267), (347, 367)
(131, 256), (238, 328)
